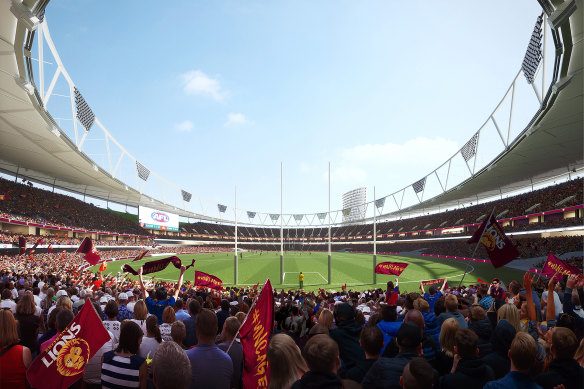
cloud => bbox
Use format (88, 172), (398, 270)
(174, 120), (194, 133)
(181, 70), (226, 101)
(225, 113), (251, 127)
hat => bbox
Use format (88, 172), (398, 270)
(335, 302), (356, 321)
(396, 323), (422, 349)
(99, 296), (108, 304)
(56, 290), (68, 298)
(118, 292), (128, 300)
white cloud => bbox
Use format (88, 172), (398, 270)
(174, 120), (194, 133)
(181, 70), (226, 101)
(225, 113), (251, 127)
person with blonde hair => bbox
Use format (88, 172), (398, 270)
(267, 333), (308, 389)
(497, 303), (521, 333)
(437, 295), (467, 328)
(0, 310), (32, 389)
(130, 300), (149, 334)
(318, 308), (334, 330)
(436, 317), (459, 375)
(484, 332), (539, 389)
(160, 306), (175, 342)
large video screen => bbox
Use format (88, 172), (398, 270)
(139, 206), (179, 231)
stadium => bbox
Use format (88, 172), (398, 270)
(0, 1), (583, 388)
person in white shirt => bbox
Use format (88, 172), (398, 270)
(139, 316), (163, 360)
(0, 289), (16, 313)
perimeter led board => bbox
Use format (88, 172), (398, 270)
(138, 206), (179, 231)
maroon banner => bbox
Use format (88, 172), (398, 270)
(47, 243), (53, 253)
(375, 261), (409, 276)
(131, 249), (150, 262)
(540, 253), (582, 281)
(194, 271), (223, 290)
(27, 300), (110, 389)
(467, 214), (519, 268)
(240, 279), (274, 389)
(18, 236), (26, 255)
(123, 257), (195, 276)
(421, 278), (447, 288)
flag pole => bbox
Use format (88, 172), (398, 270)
(280, 162), (284, 285)
(459, 206), (496, 287)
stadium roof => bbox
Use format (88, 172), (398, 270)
(0, 0), (582, 225)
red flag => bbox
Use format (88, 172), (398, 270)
(194, 271), (223, 290)
(131, 250), (149, 262)
(26, 300), (110, 389)
(540, 253), (582, 281)
(99, 261), (107, 272)
(252, 282), (259, 291)
(477, 278), (490, 284)
(47, 243), (53, 253)
(467, 214), (519, 268)
(18, 236), (26, 255)
(239, 279), (274, 388)
(31, 238), (44, 250)
(375, 261), (408, 276)
(76, 238), (100, 266)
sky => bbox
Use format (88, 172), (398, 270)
(40, 0), (545, 219)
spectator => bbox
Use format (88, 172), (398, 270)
(152, 341), (191, 389)
(482, 319), (516, 380)
(138, 265), (185, 324)
(377, 305), (402, 356)
(0, 310), (32, 389)
(439, 328), (494, 388)
(536, 327), (584, 389)
(186, 308), (233, 388)
(101, 320), (147, 389)
(497, 304), (521, 334)
(292, 334), (345, 389)
(344, 325), (383, 383)
(218, 316), (243, 389)
(183, 299), (201, 348)
(0, 288), (16, 312)
(14, 293), (42, 354)
(467, 304), (492, 357)
(362, 323), (430, 389)
(103, 300), (121, 346)
(489, 278), (506, 301)
(484, 332), (541, 389)
(329, 303), (365, 371)
(267, 333), (308, 389)
(37, 307), (61, 354)
(399, 358), (434, 389)
(40, 309), (74, 352)
(437, 295), (468, 328)
(174, 299), (190, 321)
(130, 300), (149, 334)
(318, 308), (334, 330)
(116, 292), (134, 321)
(217, 299), (231, 335)
(171, 320), (186, 348)
(139, 316), (162, 360)
(160, 306), (176, 342)
(414, 298), (440, 347)
(478, 283), (494, 311)
(436, 318), (459, 375)
(420, 282), (446, 313)
(84, 302), (115, 389)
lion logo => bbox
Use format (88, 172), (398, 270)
(56, 338), (90, 376)
(481, 233), (496, 251)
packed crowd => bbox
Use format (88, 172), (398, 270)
(1, 257), (584, 389)
(0, 177), (149, 235)
(0, 232), (148, 246)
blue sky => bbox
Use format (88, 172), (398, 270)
(43, 0), (543, 217)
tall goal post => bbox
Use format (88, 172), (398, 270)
(280, 162), (284, 285)
(328, 162), (332, 284)
(373, 186), (377, 285)
(234, 186), (238, 285)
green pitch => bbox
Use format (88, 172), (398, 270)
(89, 251), (526, 292)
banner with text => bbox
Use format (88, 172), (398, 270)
(375, 261), (409, 276)
(194, 271), (223, 290)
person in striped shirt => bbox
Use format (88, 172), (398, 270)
(101, 320), (148, 389)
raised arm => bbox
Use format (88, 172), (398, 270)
(138, 267), (146, 300)
(440, 280), (447, 293)
(173, 266), (186, 299)
(546, 272), (558, 321)
(523, 272), (537, 322)
(420, 282), (425, 294)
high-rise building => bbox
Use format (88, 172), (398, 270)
(342, 187), (367, 223)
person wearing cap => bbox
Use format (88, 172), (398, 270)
(117, 292), (134, 321)
(362, 322), (437, 389)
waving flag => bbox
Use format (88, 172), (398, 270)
(194, 271), (223, 290)
(99, 261), (107, 272)
(47, 243), (53, 253)
(76, 237), (101, 266)
(123, 257), (195, 276)
(239, 279), (274, 389)
(540, 253), (582, 281)
(131, 249), (150, 262)
(26, 300), (110, 389)
(375, 261), (409, 276)
(467, 214), (519, 268)
(18, 236), (26, 255)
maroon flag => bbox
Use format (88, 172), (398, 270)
(239, 279), (274, 388)
(47, 243), (53, 253)
(31, 238), (44, 250)
(26, 300), (110, 389)
(467, 214), (519, 268)
(18, 236), (26, 255)
(76, 237), (101, 266)
(194, 271), (223, 290)
(123, 257), (195, 276)
(540, 253), (582, 281)
(131, 249), (150, 262)
(375, 261), (409, 276)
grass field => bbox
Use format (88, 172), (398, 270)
(89, 251), (526, 292)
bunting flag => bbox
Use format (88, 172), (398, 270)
(467, 214), (519, 268)
(217, 204), (227, 213)
(239, 279), (274, 389)
(375, 198), (386, 208)
(521, 13), (544, 84)
(26, 300), (110, 389)
(342, 208), (351, 217)
(131, 250), (150, 262)
(18, 236), (26, 255)
(247, 211), (256, 219)
(123, 256), (195, 276)
(76, 237), (100, 266)
(317, 212), (327, 220)
(374, 261), (409, 276)
(194, 271), (223, 290)
(461, 133), (479, 162)
(420, 278), (447, 288)
(412, 177), (427, 194)
(539, 253), (582, 281)
(269, 214), (279, 221)
(99, 261), (107, 272)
